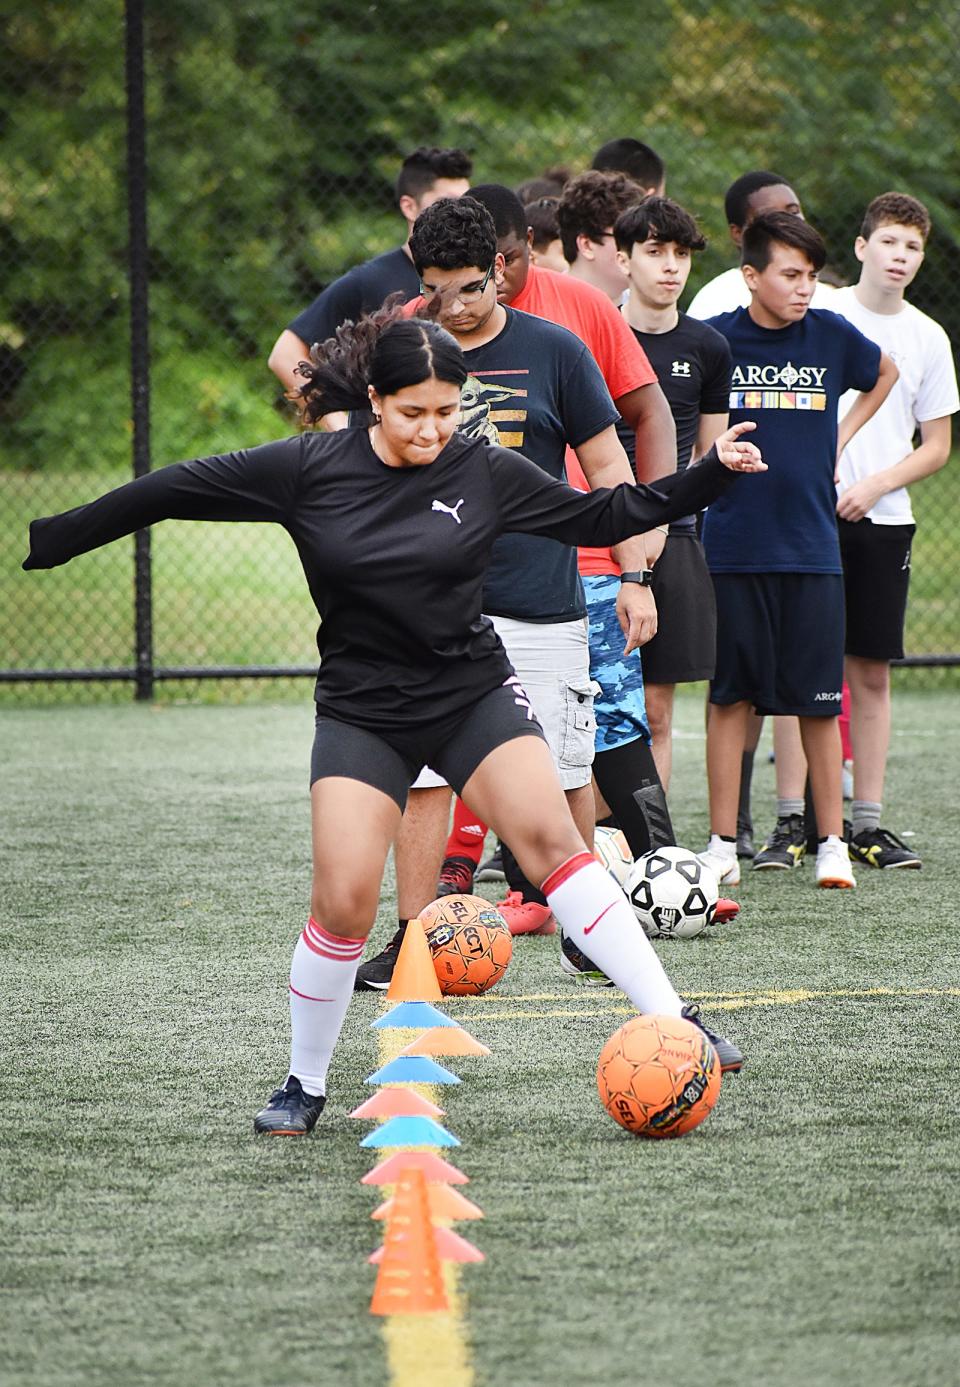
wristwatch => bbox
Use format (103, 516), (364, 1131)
(619, 569), (654, 587)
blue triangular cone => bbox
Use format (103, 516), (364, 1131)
(370, 1001), (458, 1030)
(359, 1115), (460, 1149)
(365, 1056), (461, 1086)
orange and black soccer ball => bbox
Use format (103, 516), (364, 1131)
(420, 893), (513, 996)
(596, 1013), (721, 1138)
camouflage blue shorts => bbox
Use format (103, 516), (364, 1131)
(584, 574), (650, 753)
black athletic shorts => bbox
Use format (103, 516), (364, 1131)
(309, 680), (547, 811)
(839, 517), (915, 661)
(640, 533), (717, 685)
(709, 571), (845, 717)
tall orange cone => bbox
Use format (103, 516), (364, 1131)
(385, 917), (442, 1002)
(369, 1166), (448, 1315)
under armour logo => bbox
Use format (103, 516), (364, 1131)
(431, 497), (465, 524)
(671, 360), (692, 377)
(504, 674), (535, 720)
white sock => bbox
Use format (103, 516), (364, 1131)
(706, 834), (736, 859)
(288, 917), (367, 1096)
(543, 853), (683, 1017)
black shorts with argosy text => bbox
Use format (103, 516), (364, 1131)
(310, 678), (547, 811)
(709, 571), (845, 717)
(839, 517), (915, 661)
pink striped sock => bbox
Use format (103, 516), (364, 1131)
(288, 917), (367, 1096)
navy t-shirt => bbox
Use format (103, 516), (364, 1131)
(702, 307), (881, 573)
(288, 248), (420, 346)
(617, 313), (732, 533)
(461, 307), (620, 622)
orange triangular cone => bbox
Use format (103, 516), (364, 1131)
(385, 917), (442, 1001)
(348, 1088), (445, 1120)
(362, 1151), (468, 1186)
(372, 1183), (484, 1222)
(400, 1027), (491, 1057)
(369, 1166), (448, 1315)
(370, 1224), (484, 1265)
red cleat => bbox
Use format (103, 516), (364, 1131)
(715, 896), (740, 924)
(496, 891), (556, 936)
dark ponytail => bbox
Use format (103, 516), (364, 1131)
(297, 296), (467, 425)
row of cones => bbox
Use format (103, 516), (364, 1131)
(351, 918), (490, 1315)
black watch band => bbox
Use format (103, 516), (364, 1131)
(619, 569), (654, 587)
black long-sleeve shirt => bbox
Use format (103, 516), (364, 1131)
(24, 429), (733, 733)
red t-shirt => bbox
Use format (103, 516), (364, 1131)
(405, 266), (658, 574)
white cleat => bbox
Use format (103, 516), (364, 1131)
(815, 836), (856, 889)
(697, 840), (741, 887)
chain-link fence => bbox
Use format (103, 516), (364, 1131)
(3, 0), (958, 701)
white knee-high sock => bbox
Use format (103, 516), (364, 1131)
(288, 917), (367, 1096)
(543, 853), (683, 1017)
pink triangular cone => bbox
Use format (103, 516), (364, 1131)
(370, 1225), (484, 1264)
(348, 1089), (445, 1120)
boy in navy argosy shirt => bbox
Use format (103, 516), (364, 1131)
(698, 212), (898, 891)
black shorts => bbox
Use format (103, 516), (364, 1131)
(709, 571), (845, 717)
(309, 680), (547, 811)
(839, 518), (915, 661)
(640, 533), (717, 685)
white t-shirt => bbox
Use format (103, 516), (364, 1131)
(686, 266), (836, 320)
(832, 286), (958, 524)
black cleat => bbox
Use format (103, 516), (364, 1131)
(848, 825), (922, 870)
(736, 816), (756, 859)
(436, 854), (476, 896)
(354, 922), (406, 991)
(559, 929), (613, 986)
(681, 1004), (744, 1074)
(475, 848), (505, 882)
(253, 1075), (326, 1135)
(753, 814), (807, 870)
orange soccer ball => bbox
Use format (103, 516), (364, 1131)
(419, 893), (513, 996)
(596, 1013), (722, 1138)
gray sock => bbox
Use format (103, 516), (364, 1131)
(777, 798), (804, 821)
(852, 800), (882, 837)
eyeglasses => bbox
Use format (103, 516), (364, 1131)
(419, 263), (495, 304)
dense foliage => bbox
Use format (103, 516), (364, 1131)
(2, 1), (958, 471)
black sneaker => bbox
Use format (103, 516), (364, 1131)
(681, 1004), (744, 1074)
(253, 1075), (326, 1135)
(752, 814), (807, 870)
(736, 816), (756, 859)
(848, 826), (922, 870)
(475, 848), (505, 882)
(354, 922), (406, 991)
(559, 929), (613, 986)
(436, 854), (476, 896)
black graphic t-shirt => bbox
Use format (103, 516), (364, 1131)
(616, 313), (732, 533)
(288, 248), (420, 347)
(461, 307), (620, 622)
(24, 431), (733, 733)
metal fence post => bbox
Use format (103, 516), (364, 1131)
(125, 0), (153, 701)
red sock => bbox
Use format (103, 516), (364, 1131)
(839, 681), (853, 762)
(444, 797), (488, 866)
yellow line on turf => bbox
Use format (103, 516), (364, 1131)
(373, 1025), (475, 1387)
(473, 985), (960, 1022)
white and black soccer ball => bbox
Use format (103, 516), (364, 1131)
(625, 845), (719, 940)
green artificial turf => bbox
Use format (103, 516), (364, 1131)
(2, 693), (959, 1386)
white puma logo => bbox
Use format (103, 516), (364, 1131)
(431, 497), (465, 524)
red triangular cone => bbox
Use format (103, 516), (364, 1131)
(370, 1224), (484, 1265)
